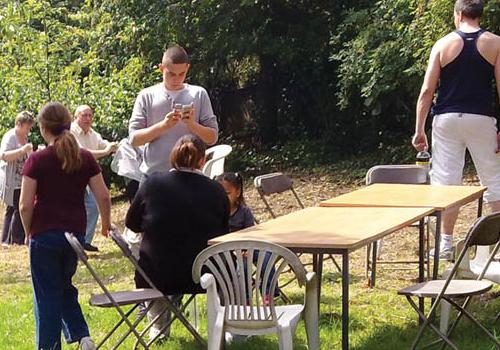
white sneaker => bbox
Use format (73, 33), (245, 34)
(429, 246), (455, 261)
(79, 336), (96, 350)
(149, 326), (167, 342)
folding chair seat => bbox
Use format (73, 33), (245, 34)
(192, 239), (320, 350)
(398, 212), (500, 350)
(254, 172), (341, 276)
(109, 230), (205, 347)
(65, 232), (162, 349)
(364, 165), (430, 286)
(203, 144), (232, 179)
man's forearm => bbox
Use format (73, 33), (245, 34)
(88, 149), (110, 159)
(415, 91), (433, 134)
(187, 122), (217, 145)
(130, 123), (168, 147)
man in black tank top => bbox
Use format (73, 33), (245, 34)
(412, 0), (500, 260)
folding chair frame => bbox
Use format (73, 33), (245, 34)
(255, 173), (342, 274)
(65, 232), (155, 349)
(401, 213), (500, 350)
(109, 230), (205, 347)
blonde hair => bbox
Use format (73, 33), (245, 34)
(38, 102), (82, 173)
(15, 111), (34, 126)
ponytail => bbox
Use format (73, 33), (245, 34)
(54, 130), (82, 173)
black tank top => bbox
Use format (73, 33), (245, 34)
(432, 30), (495, 116)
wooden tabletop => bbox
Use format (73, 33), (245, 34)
(209, 206), (434, 252)
(320, 184), (486, 211)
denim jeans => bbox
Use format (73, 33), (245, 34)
(30, 230), (90, 350)
(84, 188), (99, 245)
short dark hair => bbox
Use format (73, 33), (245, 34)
(15, 111), (34, 125)
(170, 135), (206, 170)
(454, 0), (483, 19)
(162, 45), (189, 65)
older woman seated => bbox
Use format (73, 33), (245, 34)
(125, 135), (229, 341)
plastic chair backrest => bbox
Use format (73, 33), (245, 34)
(192, 240), (306, 326)
(203, 144), (232, 179)
(366, 165), (428, 185)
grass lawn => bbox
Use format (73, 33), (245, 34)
(0, 170), (499, 349)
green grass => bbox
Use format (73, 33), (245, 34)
(1, 233), (499, 350)
(1, 178), (499, 350)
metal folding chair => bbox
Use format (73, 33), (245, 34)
(192, 239), (319, 350)
(109, 230), (205, 347)
(365, 165), (430, 286)
(254, 172), (341, 274)
(398, 212), (500, 350)
(65, 232), (162, 349)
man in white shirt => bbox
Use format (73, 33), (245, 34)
(71, 105), (117, 251)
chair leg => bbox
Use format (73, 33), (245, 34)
(208, 311), (225, 350)
(406, 296), (460, 350)
(439, 300), (452, 333)
(365, 243), (372, 279)
(278, 324), (294, 350)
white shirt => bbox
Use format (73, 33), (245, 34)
(70, 122), (110, 151)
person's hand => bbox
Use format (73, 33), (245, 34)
(22, 143), (33, 155)
(162, 110), (181, 129)
(106, 142), (119, 155)
(180, 103), (195, 127)
(411, 132), (428, 152)
(101, 223), (116, 238)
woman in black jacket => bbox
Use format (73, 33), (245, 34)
(125, 134), (229, 340)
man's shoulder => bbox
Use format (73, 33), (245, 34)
(184, 84), (208, 95)
(138, 83), (163, 97)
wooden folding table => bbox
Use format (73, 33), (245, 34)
(209, 206), (434, 350)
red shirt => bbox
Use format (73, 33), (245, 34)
(22, 146), (101, 236)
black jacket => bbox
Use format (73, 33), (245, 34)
(126, 170), (229, 294)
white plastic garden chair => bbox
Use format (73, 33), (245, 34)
(192, 239), (320, 350)
(203, 144), (232, 179)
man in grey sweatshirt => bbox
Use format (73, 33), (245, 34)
(129, 45), (218, 176)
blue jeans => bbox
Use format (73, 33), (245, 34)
(30, 230), (90, 349)
(84, 188), (99, 245)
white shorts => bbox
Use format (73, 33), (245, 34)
(431, 112), (500, 203)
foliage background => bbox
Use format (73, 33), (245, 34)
(0, 0), (499, 179)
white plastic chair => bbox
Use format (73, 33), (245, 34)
(203, 144), (232, 179)
(440, 240), (500, 332)
(192, 240), (319, 350)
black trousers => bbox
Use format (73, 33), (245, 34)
(1, 188), (25, 244)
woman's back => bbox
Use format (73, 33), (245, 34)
(23, 146), (100, 236)
(126, 170), (229, 294)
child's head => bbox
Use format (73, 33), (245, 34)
(216, 172), (245, 207)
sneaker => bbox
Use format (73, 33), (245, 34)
(84, 243), (99, 252)
(79, 336), (96, 350)
(429, 246), (455, 261)
(149, 326), (167, 342)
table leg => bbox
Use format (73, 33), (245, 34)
(418, 218), (425, 324)
(477, 195), (483, 218)
(312, 254), (324, 311)
(370, 241), (377, 287)
(342, 251), (349, 350)
(432, 211), (442, 280)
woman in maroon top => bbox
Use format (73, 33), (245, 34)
(20, 102), (112, 350)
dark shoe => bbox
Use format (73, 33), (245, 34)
(84, 243), (99, 252)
